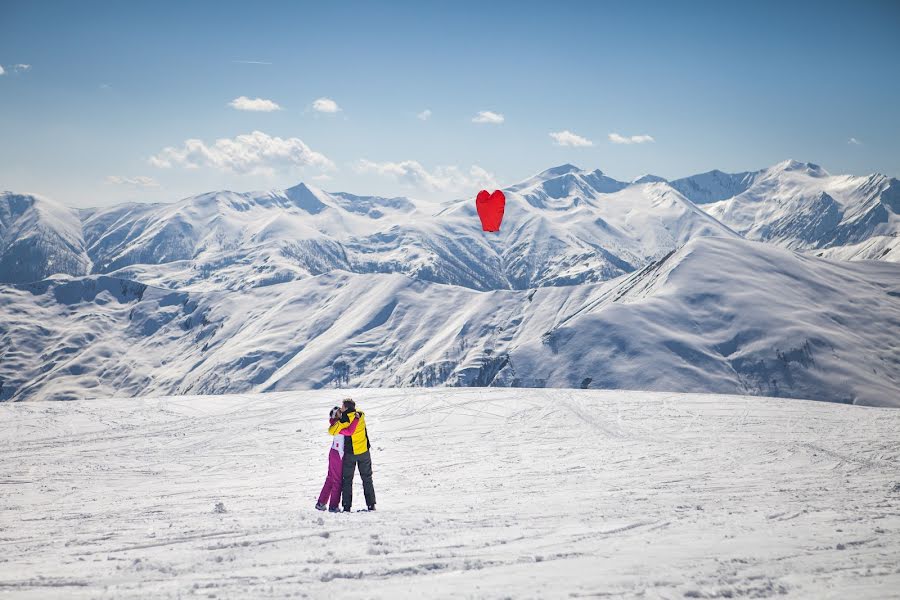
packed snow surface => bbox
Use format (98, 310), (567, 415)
(1, 388), (899, 599)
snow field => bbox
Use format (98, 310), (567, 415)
(1, 388), (898, 598)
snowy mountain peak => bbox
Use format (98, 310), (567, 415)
(768, 159), (829, 177)
(537, 163), (582, 178)
(631, 174), (668, 184)
(506, 164), (586, 193)
(283, 182), (329, 214)
(508, 166), (630, 206)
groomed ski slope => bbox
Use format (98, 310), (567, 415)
(1, 388), (898, 599)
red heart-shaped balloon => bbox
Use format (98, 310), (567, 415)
(475, 189), (506, 232)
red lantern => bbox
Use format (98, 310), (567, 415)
(476, 190), (506, 232)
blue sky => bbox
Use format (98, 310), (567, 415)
(1, 0), (899, 207)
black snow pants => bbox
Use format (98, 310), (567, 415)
(342, 450), (376, 510)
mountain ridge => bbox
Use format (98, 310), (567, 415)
(2, 164), (739, 291)
(2, 236), (898, 405)
(4, 160), (898, 291)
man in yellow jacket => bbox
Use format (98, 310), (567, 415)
(328, 398), (376, 511)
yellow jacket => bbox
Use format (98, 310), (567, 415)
(328, 411), (370, 455)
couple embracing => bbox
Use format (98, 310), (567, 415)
(315, 398), (376, 513)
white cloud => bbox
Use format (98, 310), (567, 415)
(105, 175), (160, 188)
(312, 97), (341, 113)
(1, 64), (32, 75)
(149, 130), (335, 175)
(232, 60), (272, 65)
(608, 133), (655, 145)
(472, 110), (504, 124)
(229, 96), (282, 112)
(417, 109), (432, 121)
(550, 130), (593, 147)
(356, 159), (497, 192)
(848, 137), (862, 145)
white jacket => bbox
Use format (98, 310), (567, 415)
(331, 434), (345, 457)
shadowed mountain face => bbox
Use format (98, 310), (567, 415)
(669, 169), (760, 205)
(0, 192), (91, 284)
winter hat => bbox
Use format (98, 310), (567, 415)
(329, 406), (341, 420)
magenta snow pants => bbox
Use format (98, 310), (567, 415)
(317, 449), (342, 509)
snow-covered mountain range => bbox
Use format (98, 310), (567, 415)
(2, 237), (898, 405)
(2, 165), (741, 291)
(671, 160), (900, 261)
(3, 160), (897, 293)
(2, 161), (899, 404)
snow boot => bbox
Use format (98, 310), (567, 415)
(315, 502), (327, 511)
(367, 505), (376, 511)
(328, 506), (341, 513)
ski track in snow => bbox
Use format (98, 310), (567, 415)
(1, 389), (899, 599)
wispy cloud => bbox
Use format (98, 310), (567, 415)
(1, 64), (32, 75)
(356, 159), (496, 192)
(149, 130), (335, 175)
(229, 96), (282, 112)
(232, 60), (272, 65)
(312, 97), (341, 113)
(608, 132), (655, 145)
(417, 109), (432, 121)
(472, 110), (504, 124)
(550, 130), (593, 147)
(848, 137), (862, 145)
(105, 175), (160, 188)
